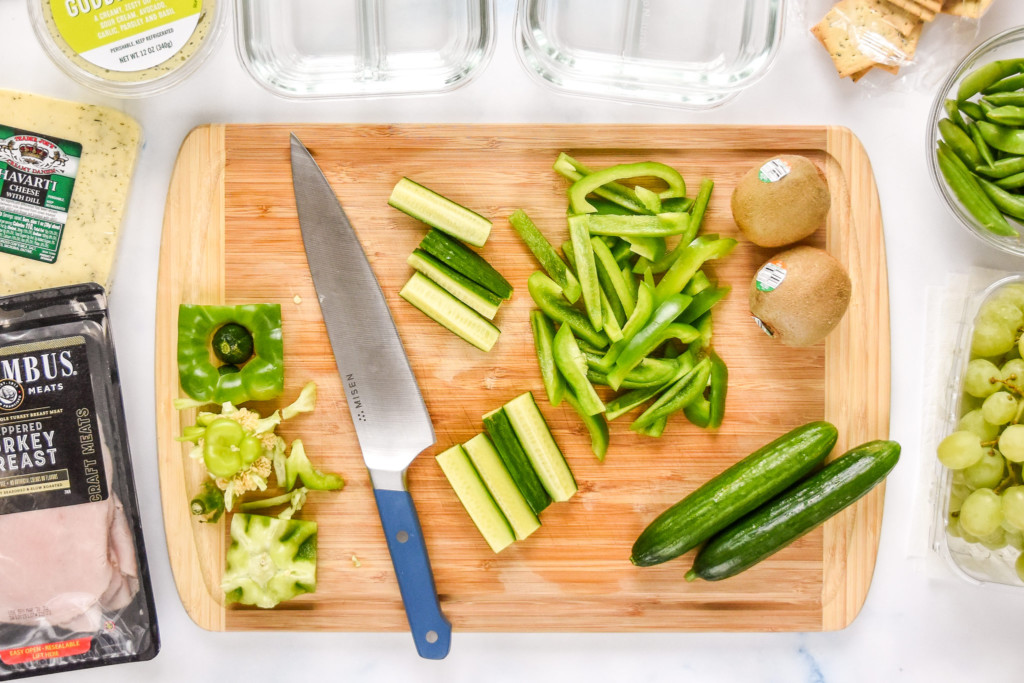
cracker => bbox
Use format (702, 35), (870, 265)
(942, 0), (994, 18)
(871, 0), (926, 36)
(914, 0), (943, 12)
(885, 0), (937, 20)
(812, 8), (877, 78)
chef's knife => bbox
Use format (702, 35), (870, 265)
(289, 134), (451, 660)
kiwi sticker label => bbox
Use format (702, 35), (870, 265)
(751, 315), (774, 337)
(758, 158), (791, 183)
(755, 260), (788, 292)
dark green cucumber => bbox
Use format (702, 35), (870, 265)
(686, 440), (900, 581)
(630, 421), (838, 567)
(483, 408), (551, 515)
(419, 229), (513, 300)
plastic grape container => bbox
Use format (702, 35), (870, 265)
(933, 274), (1024, 587)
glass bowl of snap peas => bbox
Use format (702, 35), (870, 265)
(929, 27), (1024, 256)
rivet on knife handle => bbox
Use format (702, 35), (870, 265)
(373, 488), (452, 659)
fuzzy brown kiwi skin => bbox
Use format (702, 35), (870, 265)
(749, 246), (851, 347)
(731, 155), (831, 248)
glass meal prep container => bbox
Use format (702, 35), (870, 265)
(514, 0), (785, 109)
(234, 0), (495, 99)
(933, 275), (1024, 588)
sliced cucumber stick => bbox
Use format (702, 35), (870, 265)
(400, 272), (500, 351)
(389, 177), (492, 247)
(436, 445), (515, 553)
(419, 229), (513, 300)
(463, 434), (541, 541)
(483, 408), (552, 515)
(503, 392), (577, 502)
(407, 249), (501, 320)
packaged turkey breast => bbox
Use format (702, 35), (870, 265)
(0, 283), (158, 679)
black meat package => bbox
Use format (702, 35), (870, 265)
(0, 284), (158, 679)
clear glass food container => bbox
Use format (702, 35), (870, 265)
(932, 275), (1024, 588)
(514, 0), (785, 109)
(927, 26), (1024, 257)
(234, 0), (495, 99)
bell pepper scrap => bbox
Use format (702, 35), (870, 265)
(177, 303), (284, 405)
(222, 513), (317, 608)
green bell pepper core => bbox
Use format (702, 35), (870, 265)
(178, 303), (284, 405)
(564, 391), (610, 461)
(222, 513), (317, 608)
(552, 324), (605, 416)
(530, 310), (565, 407)
(569, 162), (686, 215)
(653, 235), (737, 303)
(203, 417), (263, 479)
(631, 357), (712, 432)
(569, 215), (603, 332)
(606, 294), (693, 390)
(528, 272), (609, 349)
(190, 479), (225, 523)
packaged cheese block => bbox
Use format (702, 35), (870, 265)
(0, 90), (140, 297)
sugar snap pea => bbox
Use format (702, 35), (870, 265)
(958, 59), (1024, 102)
(945, 99), (969, 131)
(939, 118), (982, 168)
(959, 100), (986, 122)
(976, 175), (1024, 221)
(995, 170), (1024, 189)
(982, 91), (1024, 107)
(987, 105), (1024, 127)
(969, 121), (997, 167)
(977, 120), (1024, 155)
(984, 72), (1024, 95)
(974, 155), (1024, 178)
(936, 142), (1016, 237)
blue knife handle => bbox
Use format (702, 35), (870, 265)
(372, 488), (452, 659)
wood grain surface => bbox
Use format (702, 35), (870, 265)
(155, 124), (890, 633)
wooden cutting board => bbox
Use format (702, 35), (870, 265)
(155, 124), (889, 633)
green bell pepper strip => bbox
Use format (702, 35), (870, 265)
(509, 209), (582, 304)
(592, 236), (636, 317)
(684, 270), (711, 296)
(945, 99), (969, 131)
(611, 238), (634, 265)
(621, 266), (638, 301)
(584, 212), (690, 238)
(707, 350), (728, 429)
(604, 351), (695, 421)
(958, 59), (1024, 102)
(284, 439), (344, 491)
(600, 290), (624, 342)
(939, 118), (982, 169)
(986, 105), (1024, 127)
(528, 271), (609, 349)
(631, 357), (712, 432)
(977, 121), (1024, 155)
(636, 417), (668, 438)
(588, 357), (679, 390)
(684, 395), (712, 428)
(530, 310), (566, 407)
(634, 185), (662, 213)
(694, 311), (713, 350)
(606, 294), (693, 391)
(650, 178), (714, 274)
(552, 324), (605, 416)
(554, 153), (651, 215)
(936, 142), (1017, 236)
(678, 286), (731, 325)
(969, 121), (997, 168)
(177, 303), (284, 405)
(568, 215), (603, 332)
(977, 175), (1024, 220)
(631, 256), (652, 275)
(595, 254), (626, 326)
(561, 239), (576, 271)
(974, 155), (1024, 178)
(623, 235), (666, 262)
(995, 170), (1024, 189)
(590, 281), (655, 374)
(569, 162), (686, 215)
(654, 235), (737, 303)
(984, 73), (1024, 95)
(564, 391), (610, 461)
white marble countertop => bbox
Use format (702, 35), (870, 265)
(4, 1), (1024, 681)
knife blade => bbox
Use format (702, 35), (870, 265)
(289, 134), (451, 659)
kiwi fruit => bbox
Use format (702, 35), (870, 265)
(731, 155), (831, 248)
(749, 246), (851, 347)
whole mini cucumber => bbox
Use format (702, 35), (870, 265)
(686, 440), (900, 582)
(630, 421), (838, 567)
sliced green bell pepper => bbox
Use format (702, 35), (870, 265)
(631, 357), (712, 432)
(584, 213), (690, 238)
(653, 235), (737, 303)
(564, 391), (610, 461)
(569, 215), (603, 332)
(553, 153), (652, 215)
(606, 294), (693, 390)
(509, 209), (582, 303)
(528, 271), (609, 349)
(530, 310), (565, 407)
(708, 350), (728, 429)
(552, 324), (605, 416)
(178, 303), (284, 405)
(569, 162), (686, 214)
(650, 178), (714, 274)
(284, 440), (344, 491)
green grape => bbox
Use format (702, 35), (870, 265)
(1003, 486), (1024, 531)
(962, 393), (984, 415)
(979, 299), (1024, 331)
(964, 450), (1006, 489)
(1015, 553), (1024, 582)
(947, 514), (963, 538)
(958, 409), (1000, 442)
(972, 318), (1017, 357)
(1006, 529), (1024, 550)
(949, 488), (965, 514)
(982, 391), (1018, 425)
(960, 488), (1004, 537)
(994, 284), (1024, 309)
(964, 359), (1002, 398)
(938, 431), (985, 469)
(1002, 358), (1024, 384)
(999, 424), (1024, 463)
(980, 527), (1007, 550)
